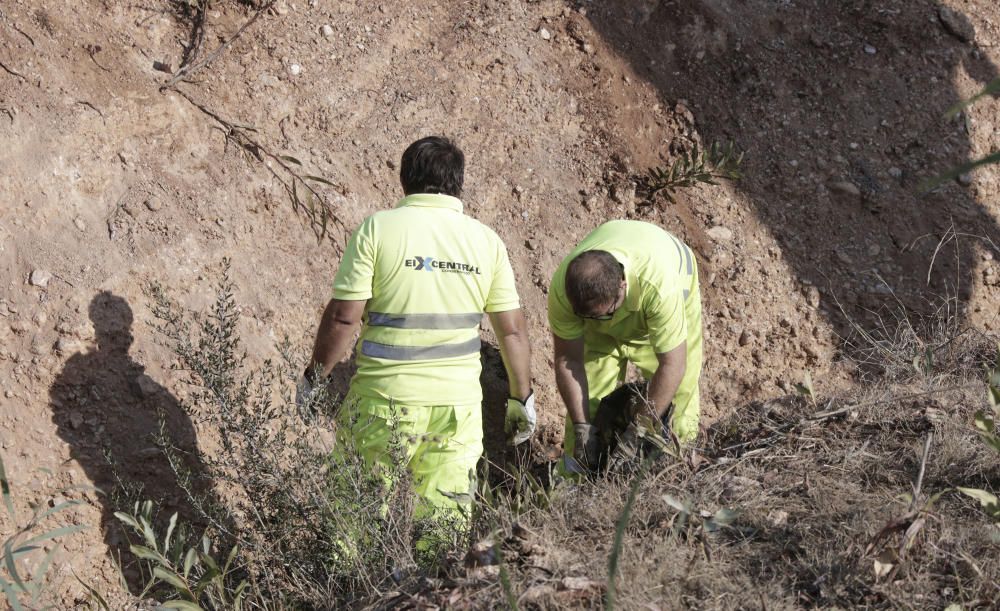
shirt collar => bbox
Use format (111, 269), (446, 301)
(616, 254), (642, 312)
(395, 193), (464, 212)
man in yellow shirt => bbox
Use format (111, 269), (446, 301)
(548, 220), (703, 472)
(299, 137), (535, 545)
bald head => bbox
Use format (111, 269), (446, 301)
(565, 250), (624, 315)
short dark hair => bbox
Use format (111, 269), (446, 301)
(399, 136), (465, 197)
(565, 250), (624, 314)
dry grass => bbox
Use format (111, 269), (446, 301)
(386, 318), (1000, 610)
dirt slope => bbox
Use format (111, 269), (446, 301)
(1, 0), (998, 605)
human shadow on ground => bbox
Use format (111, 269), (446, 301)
(49, 292), (213, 593)
(586, 1), (999, 333)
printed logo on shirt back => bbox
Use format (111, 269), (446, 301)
(404, 256), (480, 275)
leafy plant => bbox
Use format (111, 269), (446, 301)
(924, 77), (1000, 189)
(1, 455), (87, 610)
(794, 371), (817, 407)
(957, 346), (1000, 522)
(114, 500), (248, 610)
(644, 141), (744, 202)
(133, 261), (431, 606)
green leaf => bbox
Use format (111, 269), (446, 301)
(279, 155), (303, 166)
(0, 576), (25, 611)
(153, 567), (194, 599)
(21, 524), (85, 548)
(73, 571), (110, 610)
(222, 544), (239, 575)
(974, 410), (994, 434)
(946, 76), (1000, 118)
(662, 494), (687, 512)
(302, 175), (337, 187)
(957, 487), (999, 509)
(0, 455), (14, 520)
(711, 507), (738, 526)
(193, 564), (221, 598)
(129, 544), (167, 565)
(35, 499), (83, 522)
(4, 538), (28, 592)
(159, 600), (204, 610)
(922, 150), (1000, 191)
(114, 512), (141, 532)
(164, 513), (178, 556)
(794, 372), (815, 400)
(183, 547), (197, 579)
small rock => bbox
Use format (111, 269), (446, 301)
(863, 44), (877, 55)
(706, 226), (733, 241)
(273, 1), (289, 16)
(827, 180), (861, 197)
(321, 24), (334, 37)
(525, 239), (536, 251)
(55, 337), (82, 355)
(888, 166), (902, 179)
(957, 173), (973, 187)
(938, 6), (975, 43)
(29, 270), (52, 288)
(135, 374), (161, 398)
(4, 390), (13, 399)
(288, 63), (301, 76)
(73, 217), (86, 231)
(30, 340), (49, 356)
(804, 286), (821, 308)
(836, 250), (853, 264)
(738, 330), (751, 347)
(867, 244), (881, 257)
(539, 27), (551, 41)
(144, 198), (162, 212)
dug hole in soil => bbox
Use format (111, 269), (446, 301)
(1, 0), (999, 607)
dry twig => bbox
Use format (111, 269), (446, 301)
(163, 0), (276, 89)
(171, 87), (346, 245)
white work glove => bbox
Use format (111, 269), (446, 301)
(505, 392), (536, 446)
(295, 375), (316, 418)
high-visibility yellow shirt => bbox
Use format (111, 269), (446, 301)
(334, 193), (520, 405)
(548, 220), (699, 354)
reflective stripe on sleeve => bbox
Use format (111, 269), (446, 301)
(361, 336), (482, 361)
(368, 312), (483, 329)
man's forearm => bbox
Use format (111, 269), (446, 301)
(498, 332), (531, 400)
(555, 360), (589, 424)
(489, 309), (532, 400)
(307, 300), (363, 379)
(647, 344), (686, 419)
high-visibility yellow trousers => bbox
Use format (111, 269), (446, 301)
(562, 332), (703, 468)
(334, 390), (483, 535)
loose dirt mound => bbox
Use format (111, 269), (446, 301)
(1, 0), (998, 605)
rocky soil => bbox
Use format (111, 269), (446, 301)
(1, 0), (998, 605)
